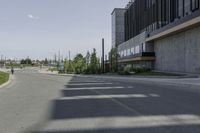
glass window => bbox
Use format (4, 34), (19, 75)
(131, 47), (135, 55)
(126, 49), (128, 56)
(127, 49), (130, 56)
(135, 45), (140, 54)
(124, 50), (126, 56)
(191, 0), (199, 11)
(142, 43), (146, 52)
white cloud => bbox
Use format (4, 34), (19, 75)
(27, 14), (39, 19)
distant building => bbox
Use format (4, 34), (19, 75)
(111, 8), (126, 48)
(112, 0), (200, 73)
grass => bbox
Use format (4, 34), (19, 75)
(0, 71), (9, 85)
(135, 71), (180, 76)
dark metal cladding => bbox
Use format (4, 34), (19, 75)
(125, 0), (200, 41)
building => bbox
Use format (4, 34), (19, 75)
(112, 0), (200, 73)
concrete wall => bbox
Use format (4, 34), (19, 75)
(112, 9), (126, 47)
(154, 26), (200, 73)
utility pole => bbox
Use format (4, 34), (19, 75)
(102, 38), (105, 74)
(68, 50), (71, 73)
(54, 53), (57, 64)
(58, 50), (61, 63)
(110, 50), (112, 72)
(61, 55), (63, 63)
(68, 51), (71, 61)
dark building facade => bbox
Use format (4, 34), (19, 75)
(112, 0), (200, 73)
(125, 0), (199, 40)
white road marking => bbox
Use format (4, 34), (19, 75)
(65, 86), (125, 90)
(40, 114), (200, 132)
(59, 94), (150, 100)
(127, 86), (134, 88)
(69, 81), (106, 83)
(149, 93), (160, 97)
(68, 83), (113, 85)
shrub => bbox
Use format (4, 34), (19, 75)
(118, 65), (131, 75)
(132, 67), (151, 73)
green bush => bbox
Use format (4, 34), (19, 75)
(118, 65), (131, 75)
(132, 68), (151, 73)
(118, 66), (151, 75)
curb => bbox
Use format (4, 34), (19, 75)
(0, 73), (13, 89)
(73, 75), (200, 88)
(37, 72), (200, 88)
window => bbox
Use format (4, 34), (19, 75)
(131, 47), (135, 55)
(124, 50), (126, 56)
(135, 45), (140, 54)
(191, 0), (199, 11)
(126, 49), (129, 56)
(142, 43), (146, 52)
(127, 49), (131, 56)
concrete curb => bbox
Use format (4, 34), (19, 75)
(73, 75), (200, 88)
(0, 73), (13, 89)
(73, 74), (199, 79)
(37, 72), (200, 88)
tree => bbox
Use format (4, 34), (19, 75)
(44, 58), (49, 65)
(64, 59), (74, 74)
(21, 58), (32, 65)
(73, 54), (85, 74)
(90, 48), (98, 74)
(85, 51), (90, 70)
(109, 47), (119, 72)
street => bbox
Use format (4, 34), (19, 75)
(1, 69), (200, 133)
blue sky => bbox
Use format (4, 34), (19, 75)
(0, 0), (129, 60)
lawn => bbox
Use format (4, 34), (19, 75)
(0, 71), (9, 85)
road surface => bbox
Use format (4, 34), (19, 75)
(0, 68), (200, 133)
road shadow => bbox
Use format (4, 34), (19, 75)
(30, 76), (200, 133)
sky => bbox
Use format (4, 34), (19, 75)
(0, 0), (129, 60)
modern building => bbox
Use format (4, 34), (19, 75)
(112, 0), (200, 73)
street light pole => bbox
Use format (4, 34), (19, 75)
(102, 38), (105, 74)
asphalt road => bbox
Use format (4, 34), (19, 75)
(1, 68), (200, 133)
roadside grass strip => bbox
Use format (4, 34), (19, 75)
(0, 71), (9, 85)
